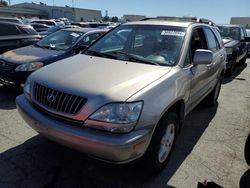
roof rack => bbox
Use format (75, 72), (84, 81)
(140, 16), (215, 26)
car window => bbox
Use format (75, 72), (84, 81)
(204, 28), (219, 52)
(36, 30), (83, 50)
(93, 28), (132, 52)
(190, 28), (208, 60)
(218, 26), (240, 40)
(240, 27), (245, 40)
(183, 48), (191, 66)
(0, 23), (20, 36)
(212, 28), (223, 48)
(85, 25), (186, 66)
(246, 30), (250, 37)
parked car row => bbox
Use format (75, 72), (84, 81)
(0, 21), (41, 54)
(217, 24), (249, 76)
(0, 16), (249, 173)
(0, 27), (106, 85)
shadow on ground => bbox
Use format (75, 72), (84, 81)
(223, 63), (247, 84)
(0, 103), (218, 188)
(0, 85), (22, 110)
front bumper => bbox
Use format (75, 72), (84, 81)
(16, 95), (152, 164)
(0, 71), (31, 84)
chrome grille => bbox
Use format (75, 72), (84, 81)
(0, 61), (16, 72)
(33, 83), (87, 115)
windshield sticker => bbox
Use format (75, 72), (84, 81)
(70, 32), (80, 38)
(161, 30), (185, 36)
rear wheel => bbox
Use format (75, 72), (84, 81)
(143, 111), (178, 173)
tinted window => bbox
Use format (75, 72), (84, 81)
(0, 23), (20, 36)
(218, 26), (240, 40)
(246, 30), (250, 37)
(240, 27), (245, 40)
(204, 28), (219, 52)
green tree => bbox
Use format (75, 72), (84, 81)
(111, 16), (118, 22)
(0, 0), (8, 6)
(102, 16), (110, 22)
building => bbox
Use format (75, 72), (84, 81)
(123, 15), (146, 22)
(0, 6), (47, 19)
(11, 2), (102, 21)
(230, 17), (250, 29)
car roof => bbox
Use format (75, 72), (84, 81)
(123, 20), (193, 28)
(0, 17), (20, 20)
(218, 24), (242, 27)
(31, 19), (55, 22)
(0, 20), (23, 26)
(62, 27), (105, 33)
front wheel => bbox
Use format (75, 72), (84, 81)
(143, 111), (179, 173)
(245, 133), (250, 166)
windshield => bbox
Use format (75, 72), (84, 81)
(218, 26), (240, 40)
(36, 30), (83, 51)
(84, 25), (186, 66)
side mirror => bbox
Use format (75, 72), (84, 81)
(193, 49), (213, 65)
(75, 45), (88, 54)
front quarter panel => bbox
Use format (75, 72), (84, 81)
(127, 66), (192, 130)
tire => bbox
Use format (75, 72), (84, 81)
(204, 76), (222, 107)
(225, 62), (234, 77)
(239, 55), (247, 65)
(245, 133), (250, 166)
(225, 53), (237, 77)
(143, 111), (179, 173)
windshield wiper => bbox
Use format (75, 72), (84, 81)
(106, 51), (159, 66)
(85, 50), (117, 59)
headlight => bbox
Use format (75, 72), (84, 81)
(15, 62), (43, 72)
(23, 76), (32, 100)
(86, 101), (143, 133)
(226, 48), (233, 55)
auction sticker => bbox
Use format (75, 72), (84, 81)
(161, 30), (185, 36)
(70, 32), (80, 38)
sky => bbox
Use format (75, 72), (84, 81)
(10, 0), (250, 24)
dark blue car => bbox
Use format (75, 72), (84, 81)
(0, 27), (106, 85)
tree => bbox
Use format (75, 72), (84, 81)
(102, 16), (110, 22)
(111, 16), (118, 22)
(0, 0), (8, 6)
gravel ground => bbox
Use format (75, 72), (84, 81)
(0, 59), (249, 188)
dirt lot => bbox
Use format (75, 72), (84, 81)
(0, 59), (250, 188)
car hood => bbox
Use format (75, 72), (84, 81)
(33, 54), (171, 102)
(222, 38), (239, 48)
(1, 45), (65, 64)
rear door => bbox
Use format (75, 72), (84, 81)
(203, 27), (224, 87)
(0, 23), (23, 53)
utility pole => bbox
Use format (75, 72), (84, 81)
(8, 0), (11, 5)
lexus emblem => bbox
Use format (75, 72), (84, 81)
(47, 94), (56, 103)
